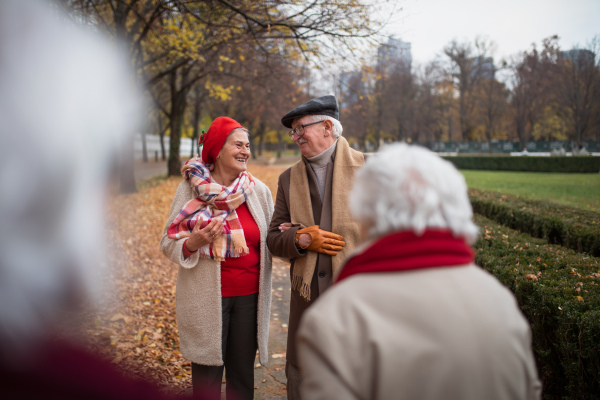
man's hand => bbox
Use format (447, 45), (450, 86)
(295, 225), (345, 256)
(279, 222), (311, 248)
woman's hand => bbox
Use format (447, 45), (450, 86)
(185, 218), (224, 252)
(278, 222), (293, 232)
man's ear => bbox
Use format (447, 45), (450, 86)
(323, 119), (334, 136)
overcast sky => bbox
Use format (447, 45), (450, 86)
(387, 0), (600, 65)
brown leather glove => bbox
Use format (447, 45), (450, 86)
(295, 225), (345, 256)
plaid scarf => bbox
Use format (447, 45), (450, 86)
(167, 157), (255, 261)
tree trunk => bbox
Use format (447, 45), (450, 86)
(168, 71), (182, 176)
(119, 131), (137, 193)
(374, 82), (383, 151)
(167, 68), (192, 176)
(157, 112), (167, 161)
(159, 131), (166, 161)
(191, 107), (200, 159)
(276, 132), (283, 159)
(114, 2), (136, 193)
(485, 79), (495, 152)
(257, 120), (266, 158)
(190, 82), (203, 158)
(516, 120), (527, 151)
(142, 130), (148, 162)
(484, 121), (493, 153)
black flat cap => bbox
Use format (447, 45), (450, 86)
(281, 95), (339, 128)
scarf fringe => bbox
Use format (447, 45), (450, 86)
(291, 273), (311, 301)
(198, 247), (224, 262)
(234, 243), (249, 255)
(197, 242), (249, 262)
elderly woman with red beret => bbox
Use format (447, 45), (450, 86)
(160, 116), (274, 400)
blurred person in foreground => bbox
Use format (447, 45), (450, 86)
(0, 1), (195, 399)
(160, 116), (274, 400)
(266, 95), (365, 399)
(296, 143), (542, 400)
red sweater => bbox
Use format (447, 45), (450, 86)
(184, 203), (260, 297)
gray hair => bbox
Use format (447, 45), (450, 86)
(0, 0), (143, 352)
(304, 114), (343, 138)
(350, 143), (479, 244)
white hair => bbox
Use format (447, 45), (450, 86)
(350, 143), (479, 244)
(304, 114), (343, 138)
(0, 0), (143, 353)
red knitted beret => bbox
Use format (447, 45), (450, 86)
(200, 116), (245, 164)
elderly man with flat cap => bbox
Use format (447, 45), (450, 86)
(267, 95), (365, 399)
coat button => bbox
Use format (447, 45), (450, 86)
(318, 271), (326, 278)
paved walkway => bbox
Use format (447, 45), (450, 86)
(254, 256), (290, 399)
(134, 160), (168, 181)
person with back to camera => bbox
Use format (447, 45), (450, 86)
(266, 95), (366, 399)
(160, 117), (274, 400)
(0, 0), (202, 398)
(296, 143), (542, 400)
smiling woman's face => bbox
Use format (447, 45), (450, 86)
(214, 128), (250, 176)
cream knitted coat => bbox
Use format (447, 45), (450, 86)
(160, 178), (274, 366)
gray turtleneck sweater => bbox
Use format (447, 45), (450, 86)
(307, 139), (338, 202)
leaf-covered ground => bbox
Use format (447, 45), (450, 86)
(83, 163), (289, 398)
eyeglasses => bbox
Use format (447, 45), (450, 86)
(288, 120), (325, 140)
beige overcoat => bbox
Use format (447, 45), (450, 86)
(160, 178), (273, 366)
(297, 264), (542, 400)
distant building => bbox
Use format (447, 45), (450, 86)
(471, 56), (495, 79)
(377, 37), (412, 73)
(561, 49), (595, 66)
(340, 37), (412, 108)
(339, 70), (366, 109)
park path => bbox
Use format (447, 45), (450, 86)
(253, 256), (290, 400)
(134, 159), (168, 181)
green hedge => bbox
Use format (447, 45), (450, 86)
(469, 189), (600, 257)
(474, 214), (600, 399)
(443, 156), (600, 172)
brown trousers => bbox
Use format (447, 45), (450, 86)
(285, 361), (302, 400)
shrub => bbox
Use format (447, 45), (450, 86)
(474, 214), (600, 399)
(469, 189), (600, 257)
(444, 156), (600, 173)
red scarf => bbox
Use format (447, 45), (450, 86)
(336, 229), (475, 283)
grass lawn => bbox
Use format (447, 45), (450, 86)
(461, 170), (600, 213)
